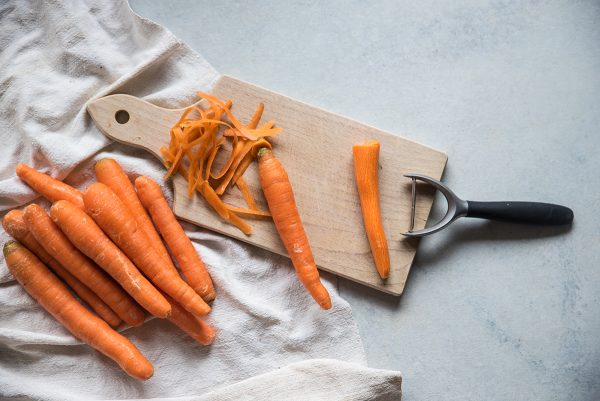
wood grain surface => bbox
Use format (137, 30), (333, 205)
(87, 75), (447, 295)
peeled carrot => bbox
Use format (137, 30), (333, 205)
(352, 141), (390, 279)
(4, 241), (153, 380)
(94, 158), (175, 274)
(50, 200), (172, 318)
(162, 292), (216, 345)
(135, 176), (216, 302)
(83, 183), (211, 317)
(16, 163), (85, 210)
(23, 204), (146, 326)
(2, 210), (122, 328)
(257, 148), (332, 309)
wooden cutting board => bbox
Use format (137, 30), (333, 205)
(87, 75), (447, 295)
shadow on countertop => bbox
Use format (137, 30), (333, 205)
(338, 218), (574, 310)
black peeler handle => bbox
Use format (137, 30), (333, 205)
(466, 201), (574, 226)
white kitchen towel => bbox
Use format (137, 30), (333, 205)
(0, 1), (402, 400)
(114, 359), (403, 401)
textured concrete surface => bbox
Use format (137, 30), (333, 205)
(129, 1), (600, 400)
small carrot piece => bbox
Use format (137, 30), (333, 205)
(235, 177), (259, 210)
(162, 292), (216, 345)
(230, 152), (253, 185)
(50, 200), (172, 318)
(94, 158), (176, 275)
(23, 204), (146, 326)
(2, 210), (122, 328)
(3, 241), (154, 380)
(224, 204), (271, 218)
(247, 102), (265, 130)
(83, 183), (211, 317)
(352, 141), (390, 279)
(215, 141), (254, 195)
(257, 148), (332, 309)
(16, 163), (84, 210)
(197, 181), (253, 235)
(135, 176), (216, 302)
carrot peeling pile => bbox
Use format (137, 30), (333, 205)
(352, 140), (390, 279)
(160, 93), (277, 235)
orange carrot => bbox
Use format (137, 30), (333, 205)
(2, 210), (122, 328)
(50, 200), (172, 318)
(94, 158), (175, 275)
(352, 141), (390, 279)
(16, 163), (85, 210)
(83, 183), (211, 317)
(135, 176), (216, 302)
(4, 241), (153, 380)
(162, 292), (216, 345)
(23, 204), (146, 326)
(257, 148), (332, 309)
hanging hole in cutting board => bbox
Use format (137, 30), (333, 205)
(115, 110), (129, 124)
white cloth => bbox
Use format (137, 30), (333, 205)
(0, 1), (402, 400)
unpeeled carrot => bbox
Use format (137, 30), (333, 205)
(162, 292), (216, 345)
(50, 200), (172, 319)
(83, 183), (211, 317)
(94, 158), (175, 275)
(352, 141), (390, 279)
(23, 204), (146, 326)
(2, 210), (122, 328)
(257, 148), (332, 309)
(4, 241), (153, 380)
(16, 163), (85, 210)
(135, 176), (216, 302)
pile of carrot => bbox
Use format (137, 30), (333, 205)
(5, 161), (216, 380)
(4, 94), (335, 379)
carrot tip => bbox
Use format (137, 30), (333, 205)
(3, 240), (17, 257)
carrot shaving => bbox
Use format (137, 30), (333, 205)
(226, 210), (253, 235)
(235, 177), (259, 210)
(248, 103), (264, 129)
(215, 140), (253, 195)
(162, 94), (281, 234)
(211, 139), (242, 180)
(225, 205), (271, 218)
(231, 152), (253, 186)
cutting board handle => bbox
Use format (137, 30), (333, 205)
(86, 94), (202, 160)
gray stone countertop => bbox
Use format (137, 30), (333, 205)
(130, 1), (600, 400)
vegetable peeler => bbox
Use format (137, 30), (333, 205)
(402, 174), (574, 237)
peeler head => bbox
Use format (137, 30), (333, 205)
(401, 173), (468, 237)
